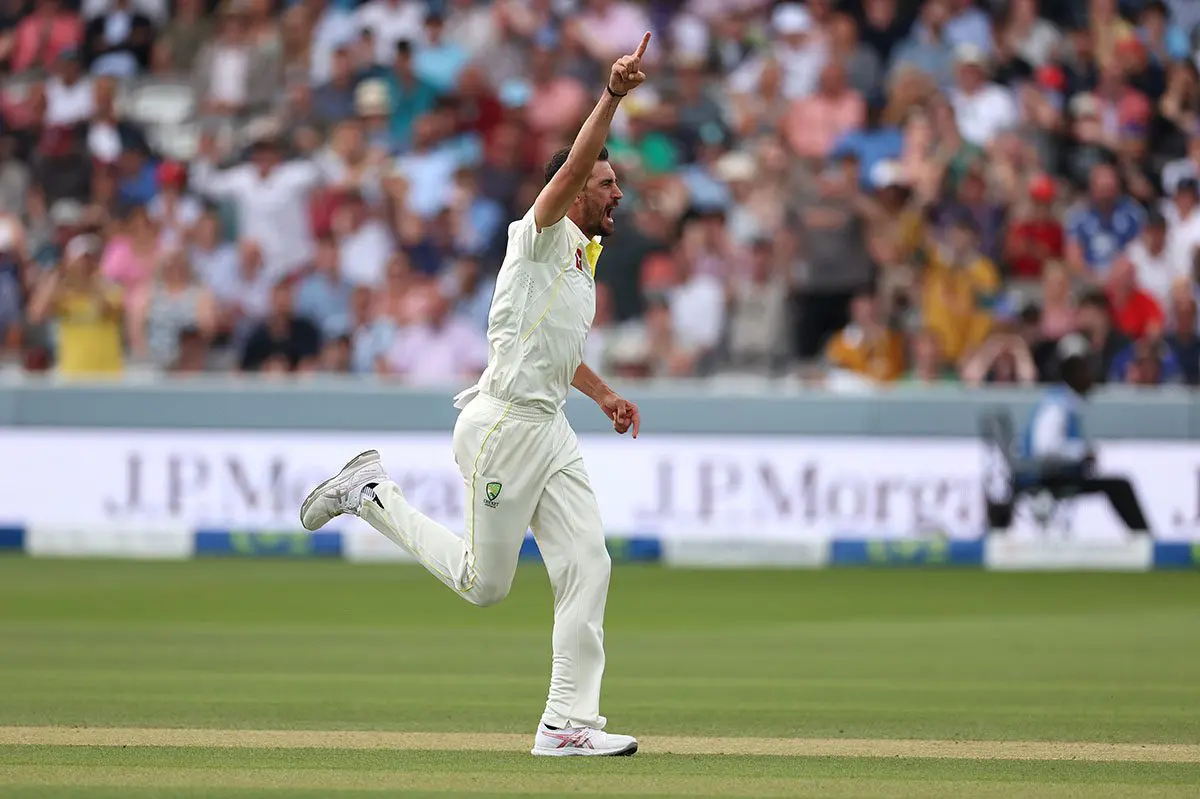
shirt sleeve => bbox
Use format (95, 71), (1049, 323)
(510, 207), (568, 264)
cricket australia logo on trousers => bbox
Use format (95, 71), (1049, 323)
(484, 481), (503, 508)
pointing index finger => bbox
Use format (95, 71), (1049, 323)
(633, 31), (651, 60)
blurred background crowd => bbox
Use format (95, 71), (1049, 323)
(3, 0), (1200, 389)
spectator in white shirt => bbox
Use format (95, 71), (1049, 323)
(382, 292), (487, 386)
(949, 44), (1018, 147)
(333, 190), (393, 287)
(193, 4), (278, 119)
(667, 244), (726, 376)
(44, 51), (95, 128)
(729, 3), (827, 100)
(190, 129), (326, 278)
(308, 0), (358, 85)
(1126, 210), (1187, 308)
(147, 161), (203, 250)
(1162, 178), (1200, 281)
(354, 0), (426, 65)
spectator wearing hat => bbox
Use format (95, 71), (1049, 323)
(891, 0), (957, 92)
(147, 161), (202, 249)
(12, 0), (83, 74)
(729, 2), (826, 101)
(1065, 162), (1146, 280)
(28, 233), (123, 377)
(83, 0), (154, 77)
(1161, 135), (1200, 201)
(783, 60), (865, 162)
(1005, 174), (1064, 279)
(948, 44), (1018, 148)
(1126, 209), (1186, 308)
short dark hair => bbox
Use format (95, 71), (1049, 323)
(544, 146), (609, 185)
(1078, 288), (1110, 314)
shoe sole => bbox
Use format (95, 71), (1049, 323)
(529, 741), (638, 757)
(299, 449), (380, 531)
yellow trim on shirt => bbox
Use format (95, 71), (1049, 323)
(585, 240), (603, 278)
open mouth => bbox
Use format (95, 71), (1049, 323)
(604, 206), (616, 225)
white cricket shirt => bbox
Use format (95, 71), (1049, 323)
(454, 208), (601, 415)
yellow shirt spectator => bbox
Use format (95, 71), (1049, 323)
(29, 235), (125, 378)
(824, 293), (906, 382)
(54, 284), (124, 376)
(921, 246), (1000, 363)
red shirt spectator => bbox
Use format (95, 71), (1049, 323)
(12, 0), (83, 74)
(1106, 255), (1164, 339)
(1005, 175), (1064, 278)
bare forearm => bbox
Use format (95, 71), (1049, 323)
(572, 362), (614, 404)
(534, 91), (622, 229)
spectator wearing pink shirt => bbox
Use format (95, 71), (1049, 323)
(573, 0), (653, 65)
(524, 43), (588, 139)
(783, 60), (865, 160)
(382, 293), (486, 386)
(12, 0), (83, 74)
(100, 205), (160, 292)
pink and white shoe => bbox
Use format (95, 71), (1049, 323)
(530, 722), (638, 757)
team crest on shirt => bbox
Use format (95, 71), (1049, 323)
(574, 247), (584, 272)
(484, 481), (503, 508)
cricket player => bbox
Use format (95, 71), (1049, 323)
(300, 33), (652, 757)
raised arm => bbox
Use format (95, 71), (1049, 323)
(532, 32), (650, 232)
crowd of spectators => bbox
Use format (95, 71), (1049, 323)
(3, 0), (1200, 389)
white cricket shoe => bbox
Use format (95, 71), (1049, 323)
(300, 450), (387, 531)
(530, 723), (638, 757)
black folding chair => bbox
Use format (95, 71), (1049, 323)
(979, 408), (1077, 535)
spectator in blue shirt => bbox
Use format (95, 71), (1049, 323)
(1065, 162), (1146, 279)
(945, 0), (994, 56)
(890, 0), (958, 92)
(386, 40), (438, 152)
(413, 13), (467, 96)
(829, 102), (904, 191)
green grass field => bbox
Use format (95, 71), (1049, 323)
(0, 557), (1198, 797)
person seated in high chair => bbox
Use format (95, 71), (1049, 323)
(998, 333), (1150, 533)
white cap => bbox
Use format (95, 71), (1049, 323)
(955, 43), (988, 67)
(354, 79), (389, 115)
(869, 159), (907, 189)
(1057, 333), (1091, 362)
(65, 234), (101, 261)
(772, 3), (812, 36)
(714, 151), (757, 183)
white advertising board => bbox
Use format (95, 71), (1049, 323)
(0, 430), (1193, 542)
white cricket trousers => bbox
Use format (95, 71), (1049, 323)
(357, 392), (612, 730)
